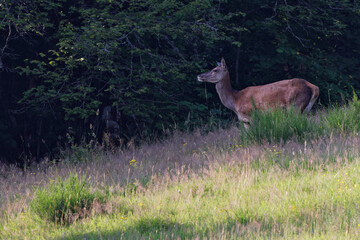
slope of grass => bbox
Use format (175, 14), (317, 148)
(1, 100), (360, 239)
(2, 139), (360, 239)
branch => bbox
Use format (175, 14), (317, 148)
(270, 0), (279, 19)
(1, 24), (12, 56)
(283, 0), (307, 47)
(162, 35), (184, 59)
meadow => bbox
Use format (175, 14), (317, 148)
(1, 96), (360, 239)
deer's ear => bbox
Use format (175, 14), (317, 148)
(221, 58), (227, 69)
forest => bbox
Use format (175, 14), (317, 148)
(1, 0), (360, 165)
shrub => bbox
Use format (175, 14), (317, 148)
(30, 173), (107, 225)
(246, 105), (319, 144)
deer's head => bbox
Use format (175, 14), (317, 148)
(197, 58), (228, 84)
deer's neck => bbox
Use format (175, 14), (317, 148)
(215, 73), (237, 111)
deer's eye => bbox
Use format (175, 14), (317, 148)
(213, 69), (218, 73)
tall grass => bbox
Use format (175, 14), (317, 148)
(322, 93), (360, 134)
(30, 173), (108, 225)
(246, 93), (360, 144)
(246, 105), (320, 144)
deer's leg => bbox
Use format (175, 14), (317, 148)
(243, 122), (250, 130)
(236, 112), (251, 130)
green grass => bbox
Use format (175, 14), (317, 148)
(247, 105), (321, 144)
(30, 173), (105, 225)
(2, 146), (360, 239)
(322, 93), (360, 134)
(1, 98), (360, 239)
(246, 93), (360, 144)
(30, 173), (108, 225)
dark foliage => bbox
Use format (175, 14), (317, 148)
(1, 0), (359, 164)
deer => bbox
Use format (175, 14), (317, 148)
(197, 58), (319, 129)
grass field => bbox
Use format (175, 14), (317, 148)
(1, 98), (360, 239)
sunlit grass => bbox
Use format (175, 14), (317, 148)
(30, 173), (108, 225)
(2, 134), (360, 239)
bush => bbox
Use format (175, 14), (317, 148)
(246, 106), (320, 144)
(30, 173), (107, 225)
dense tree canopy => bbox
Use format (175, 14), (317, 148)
(1, 0), (359, 164)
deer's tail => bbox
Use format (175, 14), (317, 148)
(304, 84), (319, 113)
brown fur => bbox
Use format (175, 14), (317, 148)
(198, 58), (319, 127)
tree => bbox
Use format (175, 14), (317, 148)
(1, 0), (360, 164)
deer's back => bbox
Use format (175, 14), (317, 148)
(234, 78), (314, 116)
